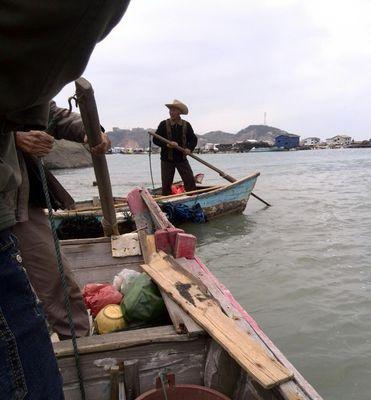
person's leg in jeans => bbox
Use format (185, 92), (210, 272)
(161, 160), (176, 195)
(176, 159), (196, 192)
(0, 229), (64, 400)
(12, 207), (90, 339)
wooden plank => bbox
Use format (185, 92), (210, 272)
(111, 232), (141, 257)
(154, 185), (222, 202)
(127, 188), (204, 337)
(123, 360), (140, 400)
(61, 240), (143, 287)
(140, 189), (171, 229)
(141, 233), (203, 336)
(61, 237), (111, 245)
(54, 325), (194, 357)
(142, 253), (293, 389)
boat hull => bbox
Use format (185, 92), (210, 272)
(158, 173), (259, 220)
(52, 187), (322, 400)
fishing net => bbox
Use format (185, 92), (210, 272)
(161, 202), (206, 224)
(56, 215), (104, 240)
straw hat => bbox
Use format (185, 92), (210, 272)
(165, 99), (188, 115)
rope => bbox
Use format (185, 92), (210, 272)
(148, 134), (155, 189)
(159, 369), (169, 400)
(37, 157), (86, 400)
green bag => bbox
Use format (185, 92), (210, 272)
(121, 273), (166, 323)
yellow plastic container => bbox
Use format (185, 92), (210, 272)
(94, 304), (126, 334)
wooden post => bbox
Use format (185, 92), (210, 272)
(75, 77), (119, 236)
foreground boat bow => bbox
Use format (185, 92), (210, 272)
(53, 187), (322, 400)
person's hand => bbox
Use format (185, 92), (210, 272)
(184, 148), (192, 155)
(15, 131), (54, 157)
(167, 141), (178, 148)
(84, 132), (111, 155)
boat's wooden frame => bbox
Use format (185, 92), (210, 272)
(53, 187), (322, 400)
(52, 173), (260, 226)
(151, 172), (260, 220)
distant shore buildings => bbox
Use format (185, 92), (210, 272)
(303, 137), (321, 146)
(326, 135), (352, 147)
(107, 126), (371, 155)
(274, 134), (299, 149)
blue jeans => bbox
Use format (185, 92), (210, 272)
(0, 229), (64, 400)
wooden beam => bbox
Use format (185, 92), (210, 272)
(54, 325), (193, 358)
(75, 77), (119, 236)
(127, 188), (203, 337)
(154, 185), (222, 202)
(142, 253), (293, 389)
(140, 190), (171, 230)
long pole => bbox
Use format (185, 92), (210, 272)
(75, 77), (119, 235)
(148, 130), (271, 207)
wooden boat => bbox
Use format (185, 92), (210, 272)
(52, 172), (260, 231)
(150, 172), (260, 220)
(53, 187), (322, 400)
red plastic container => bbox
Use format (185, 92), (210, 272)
(135, 373), (230, 400)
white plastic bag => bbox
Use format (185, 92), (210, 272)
(112, 268), (140, 295)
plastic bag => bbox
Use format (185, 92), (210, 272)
(83, 283), (123, 317)
(121, 273), (166, 323)
(171, 183), (185, 195)
(112, 269), (140, 295)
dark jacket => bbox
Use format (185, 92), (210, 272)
(0, 0), (130, 231)
(16, 102), (89, 222)
(153, 118), (198, 162)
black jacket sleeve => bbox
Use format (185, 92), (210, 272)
(1, 0), (131, 129)
(186, 122), (198, 151)
(48, 101), (85, 142)
(153, 121), (167, 147)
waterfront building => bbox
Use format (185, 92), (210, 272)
(274, 134), (300, 149)
(204, 143), (219, 152)
(326, 135), (352, 147)
(303, 137), (321, 146)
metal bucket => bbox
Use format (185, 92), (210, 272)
(135, 373), (230, 400)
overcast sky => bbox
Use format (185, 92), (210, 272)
(55, 0), (371, 140)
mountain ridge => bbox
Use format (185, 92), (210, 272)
(107, 124), (298, 148)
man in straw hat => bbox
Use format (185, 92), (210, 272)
(153, 99), (198, 195)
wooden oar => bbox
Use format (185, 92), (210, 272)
(75, 77), (119, 236)
(148, 130), (271, 207)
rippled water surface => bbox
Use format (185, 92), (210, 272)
(54, 149), (371, 400)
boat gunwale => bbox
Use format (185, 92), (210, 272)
(54, 324), (202, 358)
(156, 172), (260, 205)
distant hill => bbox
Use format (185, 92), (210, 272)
(234, 125), (296, 144)
(44, 140), (92, 169)
(199, 125), (296, 145)
(196, 130), (235, 147)
(107, 124), (298, 149)
(108, 128), (150, 148)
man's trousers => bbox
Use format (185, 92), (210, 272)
(0, 229), (64, 399)
(161, 159), (196, 196)
(12, 207), (90, 339)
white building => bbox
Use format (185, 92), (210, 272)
(303, 137), (320, 146)
(204, 143), (219, 152)
(326, 135), (352, 147)
(110, 146), (124, 154)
